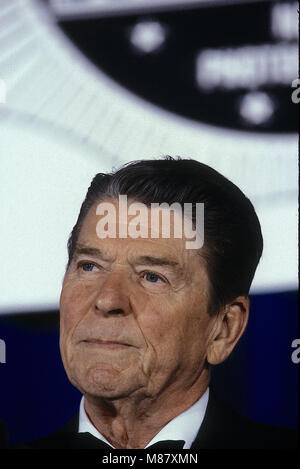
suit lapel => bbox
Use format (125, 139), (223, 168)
(191, 388), (246, 449)
(58, 413), (79, 433)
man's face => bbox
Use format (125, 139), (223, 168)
(59, 199), (216, 402)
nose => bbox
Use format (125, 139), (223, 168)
(93, 271), (131, 317)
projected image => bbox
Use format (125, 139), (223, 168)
(0, 0), (298, 450)
(0, 0), (298, 312)
(49, 0), (298, 132)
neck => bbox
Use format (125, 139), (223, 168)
(83, 370), (210, 449)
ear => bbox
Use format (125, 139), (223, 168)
(207, 296), (249, 365)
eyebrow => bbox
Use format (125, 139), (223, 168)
(133, 255), (179, 268)
(73, 245), (179, 269)
(73, 244), (109, 261)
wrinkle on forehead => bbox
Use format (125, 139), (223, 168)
(76, 202), (208, 290)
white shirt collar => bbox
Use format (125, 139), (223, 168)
(78, 388), (209, 449)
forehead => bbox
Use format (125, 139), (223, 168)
(76, 200), (202, 267)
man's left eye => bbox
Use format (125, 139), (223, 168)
(144, 272), (164, 283)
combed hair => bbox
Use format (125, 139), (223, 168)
(67, 156), (263, 314)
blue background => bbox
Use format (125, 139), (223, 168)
(0, 290), (298, 446)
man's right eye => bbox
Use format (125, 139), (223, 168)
(79, 262), (96, 272)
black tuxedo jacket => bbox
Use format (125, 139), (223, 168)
(0, 420), (7, 449)
(12, 390), (298, 449)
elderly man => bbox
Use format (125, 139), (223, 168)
(19, 157), (296, 449)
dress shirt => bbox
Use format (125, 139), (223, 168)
(78, 387), (209, 449)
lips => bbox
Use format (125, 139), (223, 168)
(81, 339), (132, 348)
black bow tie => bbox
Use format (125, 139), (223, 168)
(64, 432), (185, 449)
(146, 440), (185, 449)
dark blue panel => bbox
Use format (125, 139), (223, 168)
(211, 290), (299, 428)
(244, 291), (299, 427)
(0, 290), (298, 446)
(0, 314), (81, 446)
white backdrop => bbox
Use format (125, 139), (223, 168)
(0, 0), (298, 313)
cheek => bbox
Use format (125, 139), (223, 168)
(60, 279), (95, 339)
(134, 294), (185, 354)
(139, 291), (211, 364)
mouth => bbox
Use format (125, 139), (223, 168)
(81, 339), (132, 349)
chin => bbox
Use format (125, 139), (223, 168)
(73, 366), (140, 400)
